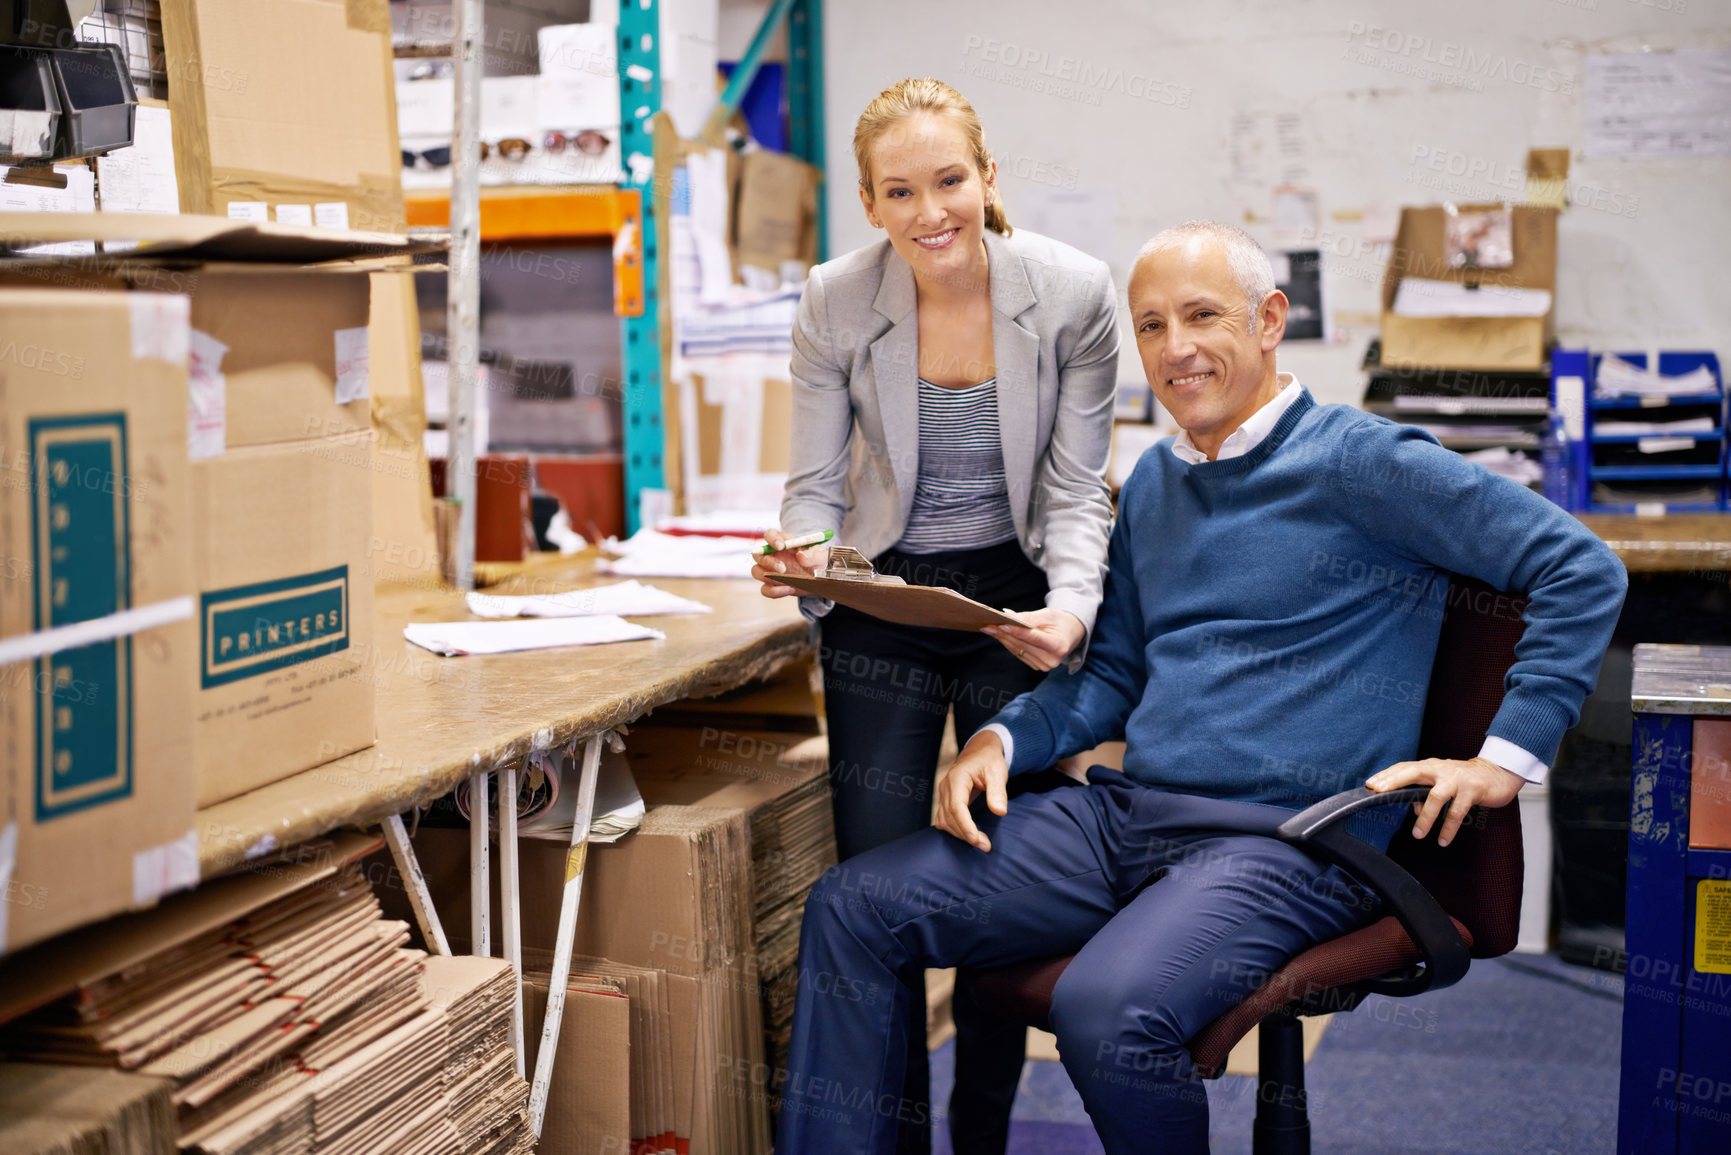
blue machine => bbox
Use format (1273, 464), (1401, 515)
(1619, 644), (1731, 1154)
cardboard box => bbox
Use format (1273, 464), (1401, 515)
(679, 364), (792, 514)
(523, 975), (632, 1155)
(1379, 204), (1558, 372)
(734, 150), (820, 281)
(0, 291), (198, 955)
(191, 438), (375, 806)
(161, 0), (404, 231)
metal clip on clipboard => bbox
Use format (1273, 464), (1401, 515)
(818, 546), (906, 585)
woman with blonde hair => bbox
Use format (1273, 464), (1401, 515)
(753, 78), (1119, 1154)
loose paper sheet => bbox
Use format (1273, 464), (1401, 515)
(404, 615), (664, 656)
(465, 580), (711, 619)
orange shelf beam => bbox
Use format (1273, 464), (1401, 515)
(404, 185), (644, 317)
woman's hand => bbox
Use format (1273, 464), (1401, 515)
(750, 528), (830, 599)
(983, 608), (1085, 672)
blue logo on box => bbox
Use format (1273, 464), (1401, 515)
(29, 414), (134, 820)
(200, 566), (350, 688)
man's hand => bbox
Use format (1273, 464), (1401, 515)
(934, 730), (1011, 852)
(1366, 757), (1524, 847)
(984, 609), (1085, 672)
(750, 529), (830, 599)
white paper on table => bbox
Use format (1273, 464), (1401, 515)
(656, 509), (781, 537)
(685, 148), (735, 307)
(1391, 277), (1552, 319)
(465, 580), (711, 619)
(404, 614), (663, 656)
(1584, 51), (1731, 160)
(596, 529), (761, 579)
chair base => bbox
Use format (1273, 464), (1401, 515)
(1252, 1013), (1310, 1155)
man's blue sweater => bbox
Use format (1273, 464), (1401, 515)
(991, 390), (1628, 847)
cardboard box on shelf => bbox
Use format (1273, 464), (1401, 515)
(161, 0), (404, 231)
(1379, 204), (1558, 372)
(0, 213), (443, 806)
(0, 290), (198, 955)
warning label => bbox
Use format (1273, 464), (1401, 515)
(1696, 880), (1731, 976)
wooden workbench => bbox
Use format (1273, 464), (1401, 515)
(195, 560), (809, 877)
(1578, 513), (1731, 574)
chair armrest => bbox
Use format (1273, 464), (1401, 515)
(1275, 787), (1472, 997)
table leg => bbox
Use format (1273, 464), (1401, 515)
(382, 812), (451, 956)
(499, 757), (525, 1079)
(528, 732), (606, 1138)
(470, 767), (490, 957)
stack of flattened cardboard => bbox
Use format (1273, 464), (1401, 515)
(0, 1063), (177, 1155)
(403, 803), (769, 1155)
(420, 956), (532, 1155)
(622, 724), (838, 1117)
(0, 835), (478, 1155)
(523, 954), (678, 1155)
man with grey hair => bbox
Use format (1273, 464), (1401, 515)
(776, 222), (1626, 1155)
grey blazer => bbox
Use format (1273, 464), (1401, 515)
(779, 227), (1119, 650)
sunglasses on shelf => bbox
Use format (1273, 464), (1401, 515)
(543, 129), (610, 156)
(483, 138), (533, 161)
(401, 145), (452, 169)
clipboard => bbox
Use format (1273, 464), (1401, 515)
(775, 546), (1025, 632)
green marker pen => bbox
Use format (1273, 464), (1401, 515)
(757, 529), (834, 556)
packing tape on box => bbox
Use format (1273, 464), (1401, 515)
(345, 0), (391, 34)
(0, 596), (195, 668)
(133, 829), (200, 907)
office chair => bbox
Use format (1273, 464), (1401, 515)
(964, 576), (1530, 1155)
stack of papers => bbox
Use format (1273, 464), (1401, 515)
(452, 746), (646, 845)
(597, 529), (760, 579)
(1594, 415), (1717, 436)
(1391, 277), (1552, 318)
(404, 615), (664, 657)
(1594, 355), (1721, 399)
(465, 580), (711, 620)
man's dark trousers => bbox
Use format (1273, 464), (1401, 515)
(773, 771), (1381, 1155)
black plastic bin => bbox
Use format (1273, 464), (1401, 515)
(0, 45), (58, 161)
(44, 42), (134, 159)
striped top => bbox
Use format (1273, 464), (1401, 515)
(895, 377), (1019, 554)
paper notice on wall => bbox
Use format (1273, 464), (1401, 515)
(314, 203), (350, 230)
(334, 327), (371, 404)
(0, 166), (97, 254)
(1584, 51), (1731, 159)
(396, 77), (455, 138)
(226, 201), (269, 222)
(96, 104), (178, 216)
(275, 203), (314, 226)
(188, 328), (229, 459)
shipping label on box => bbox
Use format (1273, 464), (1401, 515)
(0, 291), (197, 955)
